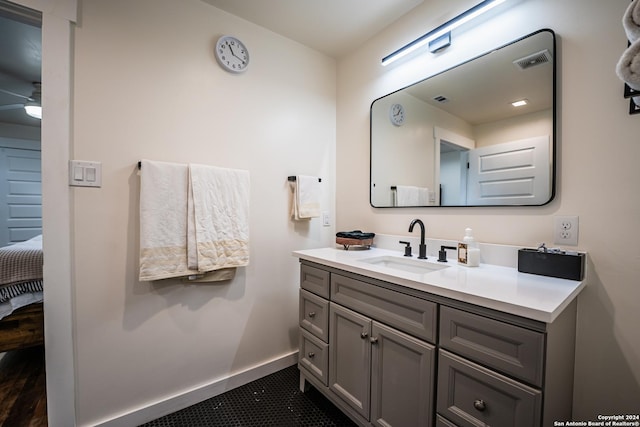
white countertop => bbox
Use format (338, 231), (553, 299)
(293, 247), (586, 323)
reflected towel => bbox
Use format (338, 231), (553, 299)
(289, 175), (321, 220)
(624, 0), (640, 43)
(395, 185), (429, 206)
(616, 38), (640, 90)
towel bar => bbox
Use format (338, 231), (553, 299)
(288, 176), (321, 182)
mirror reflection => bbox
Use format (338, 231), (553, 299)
(370, 29), (555, 207)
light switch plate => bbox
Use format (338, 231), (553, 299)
(69, 160), (102, 187)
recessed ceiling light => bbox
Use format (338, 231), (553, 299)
(511, 99), (528, 107)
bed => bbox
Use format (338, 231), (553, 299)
(0, 235), (44, 353)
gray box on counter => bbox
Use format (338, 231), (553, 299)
(517, 249), (585, 281)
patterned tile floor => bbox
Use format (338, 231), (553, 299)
(140, 365), (357, 426)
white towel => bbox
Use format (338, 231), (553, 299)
(139, 160), (250, 281)
(624, 0), (640, 43)
(139, 160), (192, 281)
(188, 163), (250, 272)
(289, 175), (321, 220)
(616, 38), (640, 91)
(395, 185), (429, 206)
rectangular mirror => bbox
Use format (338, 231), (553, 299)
(370, 29), (556, 207)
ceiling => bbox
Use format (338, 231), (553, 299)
(201, 0), (424, 58)
(0, 2), (41, 128)
(0, 0), (424, 128)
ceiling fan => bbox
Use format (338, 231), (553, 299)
(0, 82), (42, 119)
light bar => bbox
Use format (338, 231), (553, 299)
(381, 0), (508, 66)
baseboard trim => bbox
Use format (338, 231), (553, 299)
(93, 351), (299, 427)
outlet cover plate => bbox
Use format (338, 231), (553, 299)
(554, 215), (579, 246)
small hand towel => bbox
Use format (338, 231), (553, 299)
(290, 175), (321, 220)
(616, 38), (640, 90)
(624, 0), (640, 43)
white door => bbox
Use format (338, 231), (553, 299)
(467, 136), (551, 205)
(0, 146), (42, 245)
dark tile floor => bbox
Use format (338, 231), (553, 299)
(140, 365), (357, 426)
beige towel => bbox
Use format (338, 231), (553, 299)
(139, 160), (249, 282)
(188, 163), (250, 272)
(139, 160), (192, 281)
(289, 175), (321, 220)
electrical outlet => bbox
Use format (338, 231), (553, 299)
(554, 215), (579, 246)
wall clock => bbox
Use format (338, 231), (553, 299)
(215, 35), (250, 74)
(389, 103), (405, 126)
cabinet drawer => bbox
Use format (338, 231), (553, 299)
(300, 264), (330, 299)
(435, 415), (458, 427)
(331, 273), (437, 342)
(437, 350), (542, 427)
(299, 289), (329, 342)
(440, 306), (544, 386)
(299, 329), (328, 386)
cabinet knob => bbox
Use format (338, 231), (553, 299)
(473, 399), (486, 412)
(308, 311), (316, 318)
(308, 352), (315, 358)
(360, 332), (368, 339)
(370, 337), (379, 344)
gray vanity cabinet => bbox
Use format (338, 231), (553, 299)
(297, 260), (577, 427)
(299, 263), (436, 427)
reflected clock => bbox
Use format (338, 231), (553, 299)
(389, 103), (405, 126)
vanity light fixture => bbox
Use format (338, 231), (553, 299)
(381, 0), (509, 66)
(511, 99), (528, 107)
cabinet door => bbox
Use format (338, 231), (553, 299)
(371, 322), (435, 427)
(329, 303), (371, 420)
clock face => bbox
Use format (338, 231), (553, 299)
(389, 103), (405, 126)
(215, 36), (249, 73)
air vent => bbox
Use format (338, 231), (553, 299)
(433, 95), (449, 103)
(513, 49), (552, 70)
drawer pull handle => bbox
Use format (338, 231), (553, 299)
(370, 337), (379, 344)
(360, 332), (368, 339)
(308, 311), (316, 318)
(473, 399), (486, 412)
(308, 352), (315, 358)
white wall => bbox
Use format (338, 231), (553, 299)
(337, 0), (640, 418)
(72, 0), (335, 424)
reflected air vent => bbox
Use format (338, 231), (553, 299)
(433, 95), (449, 103)
(513, 49), (552, 70)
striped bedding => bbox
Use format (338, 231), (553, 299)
(0, 235), (43, 320)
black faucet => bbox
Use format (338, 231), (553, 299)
(408, 219), (427, 259)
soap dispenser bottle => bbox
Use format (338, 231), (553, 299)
(458, 228), (480, 267)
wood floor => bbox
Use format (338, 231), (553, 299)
(0, 346), (47, 426)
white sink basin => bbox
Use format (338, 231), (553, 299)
(359, 255), (449, 274)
